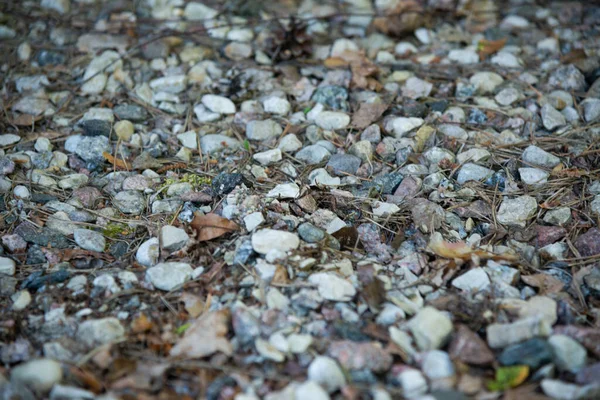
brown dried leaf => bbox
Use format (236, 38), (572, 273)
(521, 274), (564, 294)
(9, 114), (43, 126)
(372, 0), (425, 37)
(272, 265), (290, 285)
(324, 57), (350, 68)
(428, 232), (518, 262)
(332, 226), (360, 249)
(62, 249), (114, 262)
(191, 212), (239, 242)
(180, 292), (204, 318)
(131, 313), (153, 334)
(352, 103), (388, 129)
(103, 151), (130, 170)
(477, 38), (507, 59)
(170, 310), (232, 359)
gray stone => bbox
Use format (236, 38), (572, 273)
(541, 104), (566, 130)
(0, 257), (16, 276)
(246, 120), (283, 141)
(402, 77), (433, 99)
(135, 238), (159, 267)
(296, 145), (331, 165)
(470, 72), (503, 94)
(326, 154), (361, 176)
(71, 135), (110, 164)
(200, 134), (240, 153)
(113, 190), (145, 215)
(487, 317), (552, 349)
(497, 196), (537, 228)
(456, 163), (494, 185)
(315, 111), (350, 130)
(582, 98), (600, 122)
(308, 356), (346, 393)
(308, 272), (356, 302)
(543, 207), (571, 226)
(452, 267), (491, 292)
(160, 225), (189, 252)
(10, 359), (63, 394)
(73, 229), (105, 252)
(519, 167), (549, 186)
(549, 64), (587, 92)
(348, 140), (373, 161)
(278, 134), (303, 152)
(522, 145), (560, 168)
(77, 318), (125, 347)
(253, 149), (282, 166)
(266, 183), (300, 199)
(407, 307), (453, 351)
(252, 229), (300, 254)
(298, 223), (325, 243)
(146, 262), (193, 291)
(548, 334), (587, 373)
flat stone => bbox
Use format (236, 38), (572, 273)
(408, 306), (453, 351)
(146, 262), (193, 291)
(297, 223), (325, 243)
(266, 183), (300, 199)
(328, 340), (392, 372)
(402, 77), (433, 99)
(449, 324), (494, 365)
(246, 119), (282, 141)
(253, 148), (282, 166)
(201, 94), (236, 114)
(451, 267), (491, 292)
(326, 154), (361, 176)
(160, 225), (189, 252)
(308, 272), (356, 302)
(10, 359), (63, 394)
(113, 190), (146, 215)
(498, 338), (553, 369)
(77, 318), (125, 347)
(315, 111), (350, 130)
(200, 134), (240, 153)
(308, 356), (346, 393)
(549, 334), (587, 373)
(497, 196), (537, 228)
(541, 104), (566, 130)
(487, 317), (552, 349)
(296, 145), (331, 165)
(456, 163), (494, 185)
(470, 72), (503, 94)
(387, 117), (424, 137)
(278, 134), (303, 152)
(0, 257), (16, 276)
(252, 229), (300, 254)
(519, 167), (549, 186)
(73, 229), (105, 252)
(574, 228), (600, 257)
(243, 212), (264, 232)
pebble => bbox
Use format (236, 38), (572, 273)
(253, 148), (282, 166)
(308, 272), (356, 302)
(246, 120), (282, 141)
(160, 225), (189, 252)
(420, 350), (455, 389)
(135, 238), (159, 267)
(73, 229), (105, 252)
(326, 154), (361, 176)
(308, 356), (346, 393)
(408, 307), (453, 351)
(456, 163), (494, 185)
(252, 229), (300, 254)
(498, 338), (553, 369)
(519, 167), (549, 186)
(487, 317), (552, 349)
(451, 267), (491, 292)
(295, 381), (330, 400)
(470, 72), (503, 93)
(541, 104), (566, 130)
(77, 318), (125, 347)
(0, 134), (21, 146)
(278, 134), (303, 152)
(113, 190), (146, 215)
(0, 257), (16, 276)
(297, 223), (325, 243)
(146, 262), (193, 291)
(315, 111), (350, 130)
(11, 290), (32, 310)
(10, 359), (63, 394)
(200, 134), (240, 153)
(263, 97), (291, 115)
(497, 195), (537, 228)
(296, 145), (331, 164)
(243, 212), (264, 232)
(266, 183), (300, 199)
(201, 94), (236, 114)
(548, 334), (587, 373)
(395, 369), (428, 399)
(449, 324), (494, 365)
(49, 385), (95, 400)
(522, 145), (560, 168)
(387, 117), (424, 137)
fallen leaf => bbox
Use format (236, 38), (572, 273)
(324, 57), (349, 68)
(428, 232), (518, 262)
(272, 265), (290, 285)
(190, 212), (239, 242)
(521, 274), (565, 295)
(103, 151), (130, 170)
(352, 103), (389, 129)
(477, 38), (507, 59)
(69, 367), (104, 393)
(131, 313), (153, 334)
(332, 226), (360, 249)
(372, 0), (425, 37)
(61, 249), (114, 262)
(170, 310), (232, 359)
(487, 365), (529, 392)
(180, 292), (204, 318)
(9, 114), (43, 126)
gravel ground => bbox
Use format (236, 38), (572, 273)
(1, 0), (600, 399)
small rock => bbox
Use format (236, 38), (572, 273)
(253, 149), (282, 166)
(548, 334), (587, 373)
(296, 145), (331, 165)
(349, 140), (373, 161)
(497, 195), (537, 228)
(73, 229), (105, 252)
(201, 94), (236, 114)
(255, 338), (285, 362)
(487, 317), (552, 349)
(263, 97), (291, 115)
(549, 64), (587, 92)
(315, 111), (350, 130)
(395, 368), (428, 399)
(326, 154), (361, 176)
(498, 338), (553, 369)
(11, 290), (32, 310)
(449, 324), (495, 365)
(49, 385), (95, 400)
(402, 77), (433, 99)
(328, 340), (392, 372)
(266, 183), (300, 199)
(10, 359), (63, 394)
(246, 120), (282, 141)
(243, 212), (264, 232)
(470, 72), (503, 94)
(308, 356), (346, 393)
(2, 234), (27, 253)
(574, 228), (600, 257)
(295, 381), (330, 400)
(456, 163), (494, 185)
(0, 134), (21, 146)
(387, 117), (424, 137)
(408, 306), (453, 351)
(541, 104), (566, 130)
(451, 267), (491, 292)
(297, 223), (325, 243)
(252, 229), (300, 254)
(308, 272), (356, 302)
(77, 318), (125, 347)
(582, 98), (600, 122)
(0, 257), (16, 276)
(136, 238), (159, 267)
(113, 190), (146, 215)
(309, 169), (341, 186)
(278, 134), (303, 152)
(160, 226), (189, 252)
(522, 145), (561, 168)
(519, 167), (549, 186)
(420, 350), (455, 389)
(372, 202), (400, 218)
(146, 262), (193, 291)
(14, 185), (31, 199)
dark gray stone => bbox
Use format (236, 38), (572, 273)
(326, 154), (362, 176)
(297, 223), (325, 243)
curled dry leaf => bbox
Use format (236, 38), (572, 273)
(103, 151), (130, 170)
(190, 212), (239, 242)
(427, 232), (518, 262)
(170, 310), (232, 359)
(477, 38), (507, 60)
